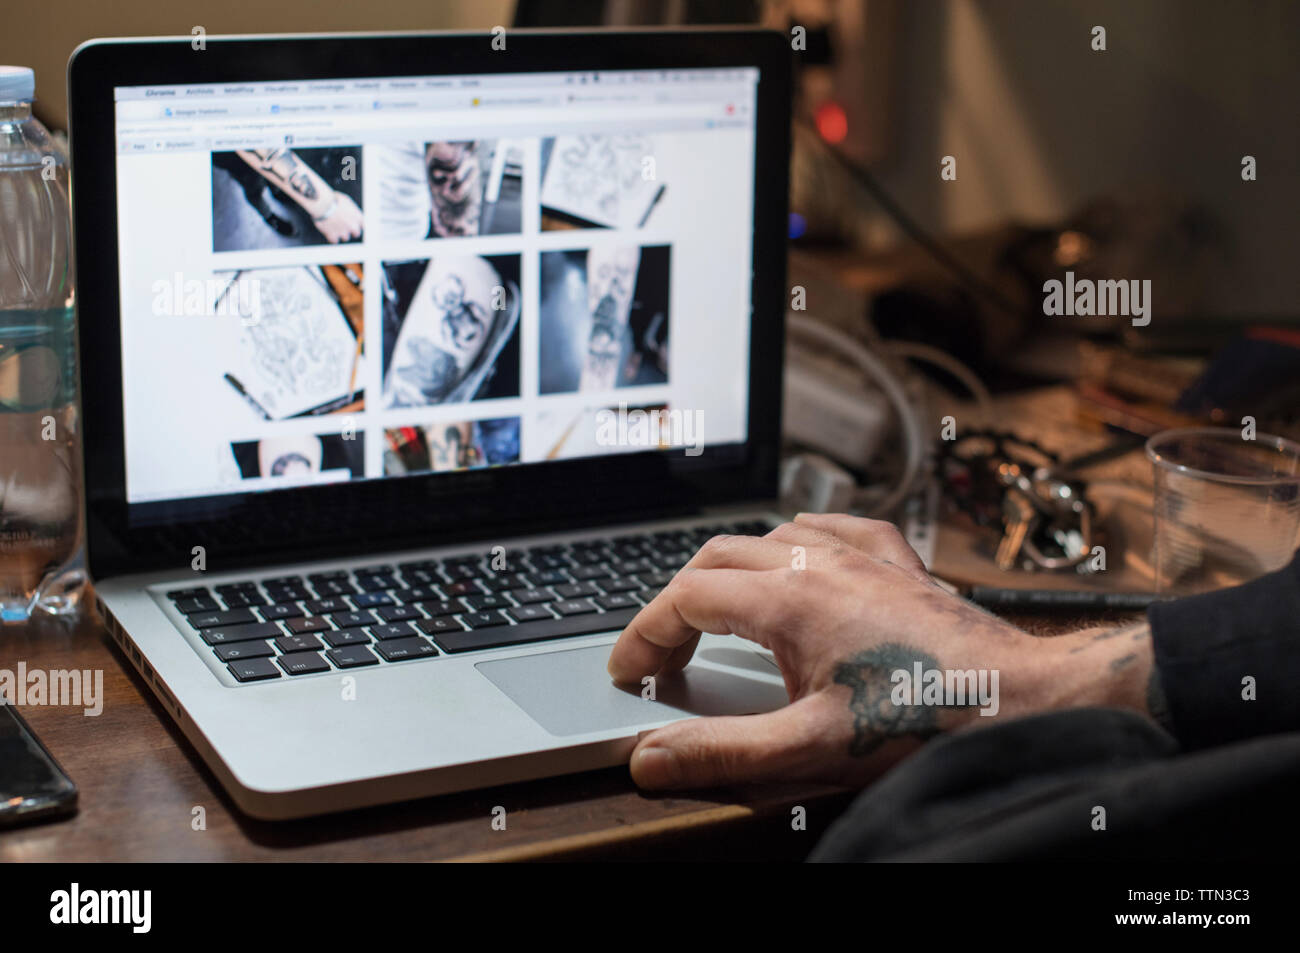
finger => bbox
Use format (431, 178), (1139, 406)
(792, 513), (930, 582)
(607, 567), (792, 684)
(679, 532), (825, 574)
(629, 696), (829, 789)
(656, 631), (702, 677)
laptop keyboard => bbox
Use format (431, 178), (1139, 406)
(163, 520), (773, 683)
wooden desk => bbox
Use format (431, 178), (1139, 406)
(0, 612), (855, 862)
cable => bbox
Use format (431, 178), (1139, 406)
(786, 314), (928, 517)
(795, 119), (1028, 321)
(882, 339), (995, 422)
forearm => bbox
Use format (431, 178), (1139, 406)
(236, 148), (336, 219)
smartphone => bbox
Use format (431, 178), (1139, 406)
(0, 701), (78, 826)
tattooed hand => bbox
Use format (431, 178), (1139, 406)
(608, 513), (1160, 790)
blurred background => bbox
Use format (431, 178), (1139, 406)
(10, 0), (1296, 320)
(6, 0), (1298, 591)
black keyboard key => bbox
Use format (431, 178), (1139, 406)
(313, 579), (357, 597)
(376, 604), (422, 623)
(229, 657), (282, 682)
(597, 577), (641, 594)
(278, 652), (331, 676)
(484, 572), (531, 591)
(275, 634), (323, 654)
(531, 569), (570, 586)
(167, 587), (209, 600)
(506, 605), (556, 623)
(417, 616), (465, 636)
(529, 553), (571, 571)
(636, 570), (676, 588)
(304, 596), (349, 614)
(463, 593), (509, 611)
(330, 609), (374, 629)
(261, 602), (304, 621)
(220, 591), (267, 609)
(554, 599), (598, 616)
(214, 640), (274, 662)
(398, 585), (442, 604)
(264, 575), (306, 587)
(508, 588), (552, 605)
(371, 622), (416, 641)
(570, 549), (607, 566)
(570, 565), (612, 581)
(324, 627), (370, 648)
(200, 620), (282, 645)
(430, 606), (640, 654)
(595, 592), (641, 611)
(285, 615), (331, 634)
(417, 599), (465, 618)
(188, 608), (257, 629)
(463, 610), (508, 629)
(373, 637), (439, 663)
(327, 645), (379, 669)
(442, 563), (483, 581)
(352, 591), (396, 609)
(265, 586), (311, 603)
(355, 573), (399, 592)
(175, 595), (220, 614)
(554, 581), (600, 599)
(402, 568), (439, 587)
(442, 579), (483, 597)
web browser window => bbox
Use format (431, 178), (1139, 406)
(112, 68), (758, 504)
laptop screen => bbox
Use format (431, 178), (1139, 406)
(110, 67), (758, 505)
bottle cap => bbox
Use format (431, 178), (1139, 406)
(0, 66), (35, 104)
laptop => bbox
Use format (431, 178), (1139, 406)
(68, 29), (792, 819)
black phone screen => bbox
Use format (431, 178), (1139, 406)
(0, 702), (78, 824)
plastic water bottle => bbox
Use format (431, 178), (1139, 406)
(0, 66), (84, 623)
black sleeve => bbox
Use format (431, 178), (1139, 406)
(1146, 548), (1300, 750)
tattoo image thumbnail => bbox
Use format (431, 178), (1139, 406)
(228, 433), (364, 484)
(212, 146), (363, 251)
(540, 135), (665, 231)
(539, 245), (669, 395)
(384, 418), (520, 475)
(214, 264), (365, 421)
(372, 139), (523, 239)
(382, 255), (521, 407)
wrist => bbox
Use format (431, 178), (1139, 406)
(1038, 621), (1155, 717)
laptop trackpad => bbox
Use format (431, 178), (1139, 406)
(475, 643), (788, 737)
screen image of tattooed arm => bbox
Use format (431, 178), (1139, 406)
(235, 148), (364, 244)
(579, 245), (641, 392)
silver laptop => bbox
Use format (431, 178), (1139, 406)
(68, 29), (792, 819)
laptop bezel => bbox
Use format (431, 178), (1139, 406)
(68, 29), (790, 580)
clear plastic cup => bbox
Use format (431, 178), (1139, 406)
(1146, 427), (1300, 597)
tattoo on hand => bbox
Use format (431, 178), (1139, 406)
(832, 644), (943, 757)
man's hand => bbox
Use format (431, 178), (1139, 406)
(608, 513), (1158, 790)
(312, 191), (364, 243)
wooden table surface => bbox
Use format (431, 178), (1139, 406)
(1, 610), (861, 862)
